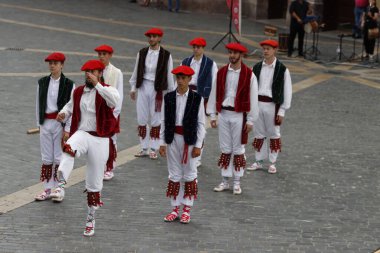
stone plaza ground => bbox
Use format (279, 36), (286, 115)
(0, 1), (379, 252)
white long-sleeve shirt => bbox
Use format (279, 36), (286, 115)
(258, 58), (292, 117)
(103, 63), (123, 117)
(207, 64), (259, 125)
(60, 83), (120, 132)
(160, 89), (206, 148)
(35, 76), (75, 132)
(129, 47), (175, 92)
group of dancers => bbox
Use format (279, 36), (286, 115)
(35, 27), (292, 236)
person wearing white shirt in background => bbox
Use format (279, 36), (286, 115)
(248, 40), (292, 174)
(207, 43), (259, 195)
(129, 28), (175, 160)
(159, 65), (206, 224)
(52, 60), (120, 237)
(181, 37), (218, 168)
(94, 44), (124, 181)
(35, 52), (75, 201)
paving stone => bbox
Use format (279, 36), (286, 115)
(0, 1), (379, 252)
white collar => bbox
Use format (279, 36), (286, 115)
(83, 86), (96, 92)
(192, 55), (203, 63)
(263, 58), (277, 68)
(148, 46), (160, 54)
(228, 64), (241, 73)
(176, 88), (189, 97)
(50, 76), (61, 82)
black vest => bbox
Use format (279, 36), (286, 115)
(136, 46), (170, 92)
(252, 60), (286, 105)
(164, 89), (202, 145)
(38, 73), (74, 125)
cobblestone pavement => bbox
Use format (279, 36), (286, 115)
(0, 1), (379, 252)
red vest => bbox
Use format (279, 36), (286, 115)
(216, 63), (252, 113)
(70, 84), (117, 137)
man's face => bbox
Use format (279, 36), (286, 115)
(48, 61), (63, 74)
(176, 75), (191, 88)
(97, 51), (112, 65)
(192, 45), (204, 57)
(262, 45), (276, 59)
(148, 34), (161, 47)
(228, 50), (241, 64)
(85, 69), (102, 87)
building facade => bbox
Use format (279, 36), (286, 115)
(171, 0), (379, 30)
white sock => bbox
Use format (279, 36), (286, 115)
(233, 175), (240, 186)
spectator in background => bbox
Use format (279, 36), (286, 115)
(287, 0), (312, 58)
(168, 0), (180, 12)
(354, 0), (369, 38)
(362, 0), (379, 61)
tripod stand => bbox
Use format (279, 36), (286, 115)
(304, 26), (322, 61)
(212, 0), (239, 50)
(348, 35), (360, 61)
(331, 34), (350, 62)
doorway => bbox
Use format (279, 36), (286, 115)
(268, 0), (288, 19)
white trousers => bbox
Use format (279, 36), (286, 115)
(218, 110), (245, 178)
(40, 119), (62, 189)
(40, 119), (63, 165)
(167, 134), (198, 207)
(253, 102), (281, 163)
(58, 130), (109, 192)
(136, 79), (161, 151)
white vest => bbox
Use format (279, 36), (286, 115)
(104, 63), (119, 88)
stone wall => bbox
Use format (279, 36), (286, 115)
(161, 0), (264, 19)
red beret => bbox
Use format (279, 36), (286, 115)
(81, 59), (105, 71)
(172, 66), (195, 76)
(144, 27), (164, 37)
(94, 44), (114, 53)
(260, 40), (279, 48)
(45, 52), (66, 62)
(225, 42), (248, 53)
(189, 37), (207, 47)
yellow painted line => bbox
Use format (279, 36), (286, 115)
(342, 76), (380, 89)
(292, 74), (333, 93)
(1, 47), (188, 64)
(24, 48), (136, 60)
(0, 3), (255, 39)
(332, 64), (354, 71)
(238, 36), (260, 48)
(0, 70), (328, 214)
(287, 65), (310, 74)
(303, 61), (326, 70)
(0, 18), (231, 60)
(0, 72), (133, 77)
(0, 145), (140, 214)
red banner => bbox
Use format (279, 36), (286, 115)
(226, 0), (241, 35)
